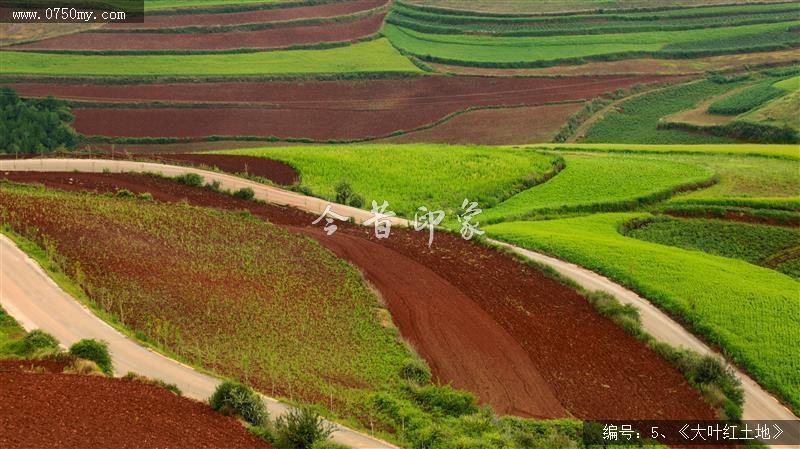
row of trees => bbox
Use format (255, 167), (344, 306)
(0, 87), (79, 155)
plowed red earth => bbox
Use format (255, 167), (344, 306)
(6, 76), (675, 139)
(0, 358), (72, 373)
(1, 172), (723, 427)
(13, 13), (385, 50)
(0, 370), (270, 449)
(110, 0), (387, 29)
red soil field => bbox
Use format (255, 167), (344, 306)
(0, 358), (72, 373)
(12, 13), (385, 51)
(0, 370), (270, 449)
(1, 172), (723, 425)
(382, 103), (582, 145)
(6, 75), (674, 139)
(110, 0), (388, 29)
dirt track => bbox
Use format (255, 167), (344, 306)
(13, 13), (385, 50)
(110, 0), (388, 29)
(1, 169), (724, 424)
(0, 369), (270, 449)
(5, 76), (673, 139)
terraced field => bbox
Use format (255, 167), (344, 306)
(0, 39), (419, 76)
(383, 5), (800, 67)
(486, 213), (800, 413)
(481, 154), (715, 222)
(4, 75), (661, 141)
(216, 144), (559, 216)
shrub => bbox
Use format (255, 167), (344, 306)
(174, 173), (204, 187)
(63, 358), (104, 376)
(273, 407), (334, 449)
(233, 187), (255, 200)
(23, 330), (60, 354)
(399, 359), (431, 385)
(124, 372), (183, 395)
(333, 181), (354, 205)
(209, 381), (268, 426)
(407, 384), (478, 417)
(69, 339), (112, 375)
(347, 193), (365, 208)
(115, 188), (135, 198)
(205, 180), (222, 192)
(138, 192), (154, 201)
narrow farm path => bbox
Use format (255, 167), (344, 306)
(0, 158), (796, 430)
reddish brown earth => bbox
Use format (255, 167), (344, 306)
(0, 153), (299, 184)
(381, 103), (582, 145)
(0, 370), (270, 449)
(6, 75), (675, 139)
(0, 358), (72, 373)
(110, 0), (388, 29)
(12, 13), (385, 50)
(1, 172), (723, 425)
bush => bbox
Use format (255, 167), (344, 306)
(209, 381), (268, 426)
(333, 181), (354, 205)
(69, 339), (112, 375)
(347, 193), (365, 208)
(23, 330), (60, 354)
(138, 192), (154, 201)
(273, 407), (334, 449)
(233, 187), (255, 200)
(124, 372), (182, 395)
(115, 188), (135, 198)
(174, 173), (204, 187)
(407, 384), (478, 417)
(399, 359), (431, 385)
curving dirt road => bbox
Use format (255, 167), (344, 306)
(0, 158), (796, 430)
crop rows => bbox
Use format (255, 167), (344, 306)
(486, 213), (800, 414)
(708, 80), (787, 115)
(0, 182), (414, 412)
(626, 216), (800, 278)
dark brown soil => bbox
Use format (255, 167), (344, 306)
(110, 0), (388, 29)
(5, 75), (674, 139)
(0, 371), (270, 449)
(0, 358), (72, 373)
(1, 171), (723, 424)
(13, 13), (385, 50)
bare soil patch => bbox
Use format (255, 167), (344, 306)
(381, 103), (582, 144)
(7, 75), (671, 139)
(110, 0), (388, 29)
(13, 13), (385, 51)
(1, 171), (722, 423)
(0, 370), (270, 449)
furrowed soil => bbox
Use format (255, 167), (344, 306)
(5, 75), (672, 139)
(0, 370), (270, 449)
(109, 0), (388, 29)
(12, 13), (386, 51)
(0, 172), (722, 424)
(380, 103), (582, 145)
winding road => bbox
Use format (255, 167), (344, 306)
(0, 158), (796, 447)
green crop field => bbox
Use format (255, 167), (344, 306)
(145, 0), (292, 11)
(0, 182), (414, 408)
(773, 75), (800, 91)
(382, 21), (800, 66)
(529, 143), (800, 159)
(399, 0), (794, 14)
(389, 2), (800, 37)
(481, 153), (714, 222)
(739, 90), (800, 131)
(626, 217), (800, 278)
(485, 213), (800, 413)
(580, 80), (743, 144)
(214, 144), (558, 217)
(708, 81), (787, 115)
(0, 39), (422, 76)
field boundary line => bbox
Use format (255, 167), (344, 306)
(2, 158), (797, 432)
